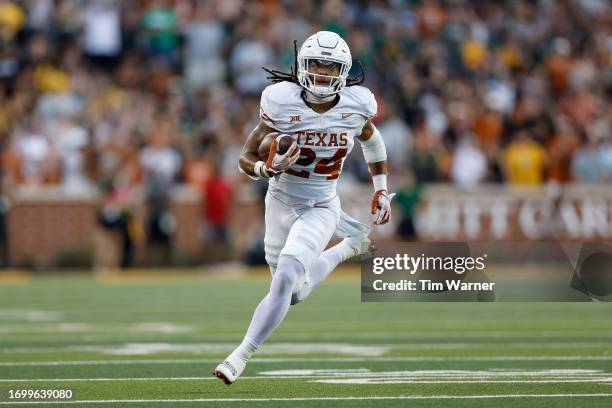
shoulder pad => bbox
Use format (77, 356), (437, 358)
(260, 82), (303, 126)
(341, 85), (377, 119)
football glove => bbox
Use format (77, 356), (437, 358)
(371, 190), (395, 225)
(265, 136), (300, 173)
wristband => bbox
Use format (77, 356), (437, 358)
(372, 174), (387, 192)
(254, 161), (270, 178)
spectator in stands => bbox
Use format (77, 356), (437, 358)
(503, 130), (548, 185)
(82, 0), (122, 70)
(451, 134), (487, 189)
(182, 2), (226, 91)
(94, 132), (140, 272)
(572, 136), (605, 183)
(141, 0), (179, 66)
(394, 171), (422, 240)
(140, 123), (182, 265)
(201, 162), (234, 262)
(0, 139), (10, 268)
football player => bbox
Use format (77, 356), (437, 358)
(213, 31), (392, 384)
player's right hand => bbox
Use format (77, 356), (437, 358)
(265, 136), (300, 173)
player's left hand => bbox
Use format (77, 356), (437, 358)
(266, 137), (300, 173)
(371, 190), (395, 225)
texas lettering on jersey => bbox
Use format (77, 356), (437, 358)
(295, 131), (348, 147)
(260, 81), (377, 200)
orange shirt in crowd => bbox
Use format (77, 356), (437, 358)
(546, 133), (580, 183)
(417, 1), (446, 36)
(473, 111), (503, 148)
(546, 55), (573, 93)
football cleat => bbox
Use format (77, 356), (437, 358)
(341, 234), (376, 262)
(212, 357), (246, 385)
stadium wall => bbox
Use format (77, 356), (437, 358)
(7, 186), (202, 268)
(6, 184), (612, 268)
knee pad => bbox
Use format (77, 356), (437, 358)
(271, 255), (305, 296)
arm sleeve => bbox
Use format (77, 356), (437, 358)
(359, 124), (387, 163)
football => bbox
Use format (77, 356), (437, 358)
(258, 133), (295, 161)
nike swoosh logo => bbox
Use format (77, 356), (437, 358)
(341, 113), (354, 119)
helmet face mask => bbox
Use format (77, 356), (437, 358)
(297, 31), (352, 98)
(300, 57), (350, 97)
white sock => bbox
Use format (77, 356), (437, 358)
(229, 337), (258, 363)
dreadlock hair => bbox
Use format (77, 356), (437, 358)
(262, 40), (365, 87)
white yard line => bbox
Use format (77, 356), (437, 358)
(0, 323), (193, 335)
(313, 379), (612, 384)
(1, 328), (609, 338)
(1, 394), (612, 404)
(0, 343), (389, 356)
(0, 310), (62, 322)
(0, 377), (222, 382)
(1, 355), (612, 367)
(0, 377), (611, 384)
(1, 341), (611, 354)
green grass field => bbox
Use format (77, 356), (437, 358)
(0, 272), (611, 407)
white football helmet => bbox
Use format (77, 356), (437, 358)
(297, 31), (352, 97)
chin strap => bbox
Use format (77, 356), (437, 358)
(303, 90), (336, 104)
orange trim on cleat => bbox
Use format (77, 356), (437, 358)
(212, 369), (232, 385)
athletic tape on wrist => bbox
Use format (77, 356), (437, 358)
(372, 174), (387, 192)
(254, 161), (270, 178)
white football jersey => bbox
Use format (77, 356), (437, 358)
(260, 81), (377, 201)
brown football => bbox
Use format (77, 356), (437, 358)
(258, 133), (295, 161)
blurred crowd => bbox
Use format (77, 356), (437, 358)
(0, 0), (610, 262)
